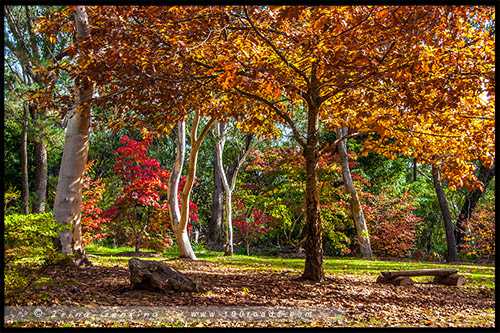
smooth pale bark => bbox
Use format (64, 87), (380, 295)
(168, 121), (185, 228)
(53, 6), (93, 257)
(208, 149), (224, 248)
(456, 161), (495, 249)
(214, 122), (254, 256)
(167, 120), (195, 259)
(169, 114), (215, 259)
(336, 127), (372, 258)
(431, 165), (458, 262)
(20, 103), (30, 215)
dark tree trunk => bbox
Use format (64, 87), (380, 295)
(456, 162), (495, 249)
(413, 158), (417, 182)
(431, 165), (458, 262)
(208, 147), (224, 248)
(302, 147), (323, 281)
(301, 85), (323, 281)
(20, 104), (30, 214)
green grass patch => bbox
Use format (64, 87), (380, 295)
(86, 244), (495, 288)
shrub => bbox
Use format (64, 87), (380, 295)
(5, 213), (67, 296)
(461, 203), (495, 260)
(81, 161), (110, 245)
(364, 192), (422, 258)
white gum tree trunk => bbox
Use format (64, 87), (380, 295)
(53, 6), (93, 257)
(214, 122), (254, 256)
(169, 112), (215, 259)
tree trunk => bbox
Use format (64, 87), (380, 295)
(53, 6), (92, 257)
(32, 136), (48, 213)
(302, 146), (324, 281)
(456, 162), (495, 249)
(215, 123), (254, 256)
(135, 237), (141, 253)
(246, 240), (250, 256)
(336, 127), (372, 258)
(224, 191), (234, 256)
(173, 113), (215, 260)
(29, 104), (48, 214)
(431, 165), (458, 262)
(214, 123), (234, 256)
(168, 121), (185, 228)
(208, 147), (224, 248)
(20, 103), (30, 215)
(168, 120), (196, 259)
(413, 158), (417, 182)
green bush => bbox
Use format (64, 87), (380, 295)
(5, 213), (67, 295)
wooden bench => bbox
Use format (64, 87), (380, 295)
(376, 269), (465, 286)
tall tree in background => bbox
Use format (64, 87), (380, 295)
(456, 161), (495, 250)
(431, 165), (458, 262)
(4, 6), (65, 213)
(208, 146), (225, 248)
(214, 122), (254, 255)
(336, 127), (372, 258)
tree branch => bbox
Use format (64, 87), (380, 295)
(243, 7), (309, 85)
(233, 87), (306, 148)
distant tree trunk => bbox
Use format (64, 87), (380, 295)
(431, 165), (458, 262)
(208, 148), (224, 248)
(456, 161), (495, 249)
(20, 103), (30, 215)
(53, 6), (93, 258)
(31, 107), (48, 213)
(413, 158), (417, 182)
(33, 140), (47, 213)
(215, 122), (233, 256)
(215, 122), (254, 256)
(336, 127), (372, 258)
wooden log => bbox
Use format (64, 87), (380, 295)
(376, 273), (390, 283)
(128, 258), (198, 292)
(433, 273), (466, 286)
(391, 276), (414, 286)
(381, 269), (458, 279)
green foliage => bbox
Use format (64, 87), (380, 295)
(321, 204), (353, 256)
(4, 213), (68, 295)
(4, 185), (21, 214)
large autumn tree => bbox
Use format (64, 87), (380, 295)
(201, 6), (494, 280)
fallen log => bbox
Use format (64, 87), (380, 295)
(381, 269), (458, 279)
(433, 273), (466, 286)
(128, 258), (198, 293)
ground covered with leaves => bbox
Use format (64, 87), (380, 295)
(5, 248), (495, 328)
